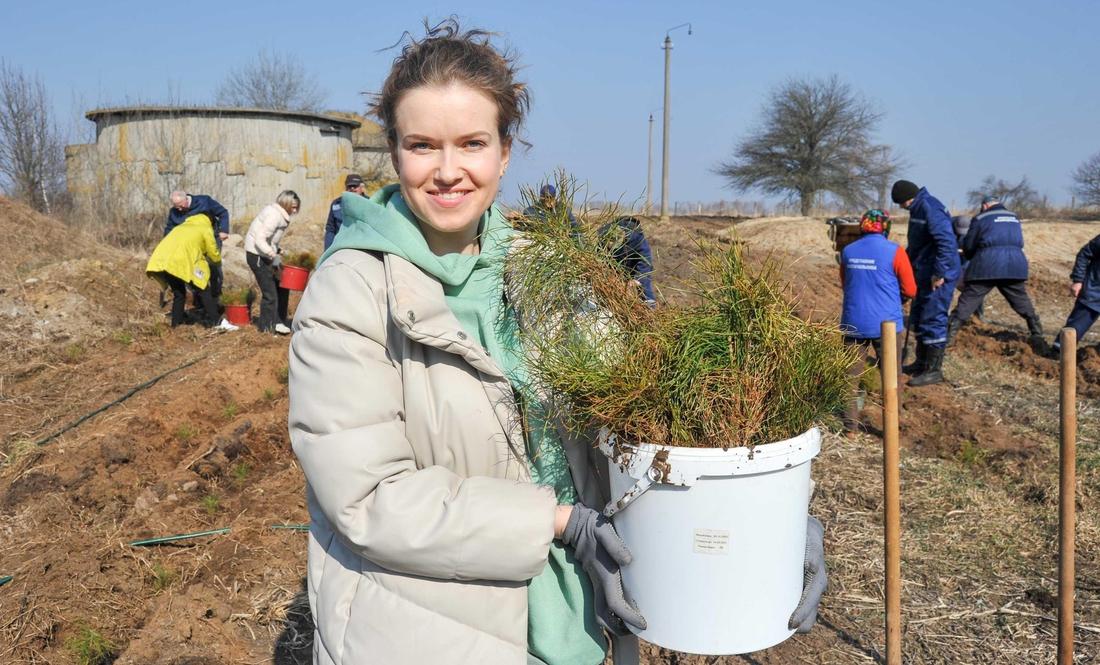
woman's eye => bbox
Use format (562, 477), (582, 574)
(465, 140), (486, 149)
(409, 142), (432, 151)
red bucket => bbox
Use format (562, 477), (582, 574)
(224, 304), (250, 325)
(280, 265), (310, 291)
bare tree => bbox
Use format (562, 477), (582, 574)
(966, 175), (1044, 216)
(1071, 152), (1100, 208)
(0, 60), (65, 214)
(715, 75), (900, 217)
(215, 50), (327, 112)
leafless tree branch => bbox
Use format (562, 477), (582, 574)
(0, 60), (66, 214)
(214, 50), (327, 112)
(1071, 152), (1100, 208)
(714, 75), (902, 217)
(966, 175), (1044, 216)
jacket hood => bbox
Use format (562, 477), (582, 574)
(323, 184), (510, 286)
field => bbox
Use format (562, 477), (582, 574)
(2, 194), (1100, 663)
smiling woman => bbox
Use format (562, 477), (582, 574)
(391, 85), (510, 254)
(287, 19), (643, 665)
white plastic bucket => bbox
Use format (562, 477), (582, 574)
(601, 428), (821, 655)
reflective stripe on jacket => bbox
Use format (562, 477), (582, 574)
(962, 204), (1029, 281)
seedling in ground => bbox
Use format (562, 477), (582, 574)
(112, 330), (133, 345)
(149, 321), (166, 338)
(261, 387), (276, 403)
(65, 625), (118, 665)
(66, 344), (85, 361)
(231, 461), (252, 489)
(175, 424), (197, 443)
(202, 492), (220, 515)
(956, 439), (988, 467)
(221, 401), (238, 421)
(276, 365), (290, 385)
(150, 561), (178, 591)
(2, 439), (38, 470)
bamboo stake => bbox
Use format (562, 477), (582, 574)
(1059, 327), (1077, 665)
(881, 320), (901, 665)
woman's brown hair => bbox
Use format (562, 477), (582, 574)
(371, 18), (530, 148)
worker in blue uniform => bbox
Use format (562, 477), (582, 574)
(891, 179), (961, 387)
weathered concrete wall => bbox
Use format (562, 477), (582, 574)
(66, 108), (358, 233)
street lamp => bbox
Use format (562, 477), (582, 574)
(646, 107), (661, 213)
(660, 23), (691, 221)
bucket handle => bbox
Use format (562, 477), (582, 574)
(603, 464), (664, 518)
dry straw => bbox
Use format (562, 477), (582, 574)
(503, 173), (856, 449)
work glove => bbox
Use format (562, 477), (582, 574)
(271, 255), (283, 270)
(561, 504), (647, 636)
(788, 515), (827, 633)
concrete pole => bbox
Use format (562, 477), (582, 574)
(660, 36), (672, 221)
(647, 114), (654, 212)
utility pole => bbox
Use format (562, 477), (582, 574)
(660, 23), (691, 221)
(647, 114), (654, 212)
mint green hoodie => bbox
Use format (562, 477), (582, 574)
(326, 185), (607, 665)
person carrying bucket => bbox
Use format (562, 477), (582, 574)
(286, 21), (826, 665)
(245, 190), (299, 335)
(146, 213), (222, 328)
(839, 209), (916, 436)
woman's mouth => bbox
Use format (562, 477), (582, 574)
(430, 190), (469, 207)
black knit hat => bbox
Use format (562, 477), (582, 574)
(891, 180), (920, 204)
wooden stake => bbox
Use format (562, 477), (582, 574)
(1059, 327), (1077, 665)
(881, 321), (901, 665)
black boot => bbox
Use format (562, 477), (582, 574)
(903, 341), (927, 376)
(909, 346), (945, 387)
(946, 315), (963, 347)
(1026, 315), (1043, 338)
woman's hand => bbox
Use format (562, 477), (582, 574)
(560, 503), (646, 635)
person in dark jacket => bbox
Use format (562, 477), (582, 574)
(951, 215), (985, 325)
(1052, 232), (1100, 353)
(524, 184), (577, 225)
(839, 209), (917, 435)
(166, 191), (230, 305)
(598, 217), (656, 305)
(324, 173), (369, 250)
(892, 179), (961, 386)
(946, 196), (1041, 345)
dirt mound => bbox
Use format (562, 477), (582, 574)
(0, 196), (121, 287)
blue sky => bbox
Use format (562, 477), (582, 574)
(5, 0), (1099, 212)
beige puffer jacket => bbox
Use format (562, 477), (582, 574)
(288, 248), (637, 665)
(244, 203), (289, 257)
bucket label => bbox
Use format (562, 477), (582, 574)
(693, 529), (730, 555)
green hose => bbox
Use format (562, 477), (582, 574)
(36, 355), (209, 447)
(271, 525), (309, 531)
(131, 527), (230, 547)
(0, 575), (12, 587)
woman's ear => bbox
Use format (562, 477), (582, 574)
(499, 137), (512, 179)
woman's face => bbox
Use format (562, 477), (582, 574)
(391, 84), (511, 254)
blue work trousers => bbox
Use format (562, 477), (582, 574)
(909, 278), (958, 348)
(1054, 301), (1100, 351)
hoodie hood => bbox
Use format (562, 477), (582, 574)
(322, 184), (511, 287)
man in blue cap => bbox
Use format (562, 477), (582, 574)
(324, 173), (369, 250)
(946, 195), (1041, 345)
(524, 184), (577, 225)
(891, 179), (961, 386)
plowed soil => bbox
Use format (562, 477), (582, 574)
(3, 196), (1100, 663)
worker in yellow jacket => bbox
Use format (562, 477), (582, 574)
(146, 213), (222, 327)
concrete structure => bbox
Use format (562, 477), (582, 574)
(66, 107), (364, 230)
(325, 111), (397, 185)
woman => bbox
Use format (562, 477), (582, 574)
(146, 212), (221, 328)
(245, 190), (298, 334)
(838, 210), (916, 436)
(288, 22), (824, 665)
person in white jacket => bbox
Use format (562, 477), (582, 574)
(245, 190), (299, 333)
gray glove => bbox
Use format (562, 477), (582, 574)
(271, 255), (283, 269)
(788, 515), (827, 633)
(561, 504), (647, 636)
